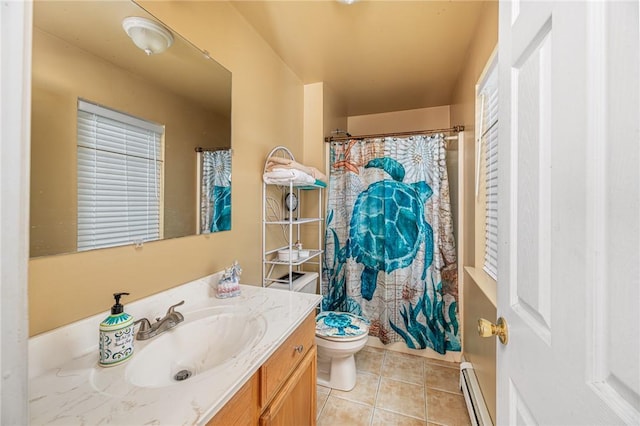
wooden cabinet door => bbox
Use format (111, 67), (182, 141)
(207, 373), (259, 426)
(260, 313), (315, 407)
(259, 346), (317, 426)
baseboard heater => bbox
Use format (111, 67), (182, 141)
(460, 361), (493, 426)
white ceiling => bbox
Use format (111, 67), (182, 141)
(230, 0), (487, 116)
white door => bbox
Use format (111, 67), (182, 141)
(1, 0), (31, 424)
(497, 1), (639, 424)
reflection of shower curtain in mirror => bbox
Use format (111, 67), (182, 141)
(200, 150), (231, 233)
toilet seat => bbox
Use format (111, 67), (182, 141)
(315, 311), (369, 340)
(317, 333), (367, 343)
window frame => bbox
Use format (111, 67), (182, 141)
(475, 51), (499, 282)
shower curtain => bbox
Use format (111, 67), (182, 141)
(200, 149), (231, 233)
(322, 134), (460, 354)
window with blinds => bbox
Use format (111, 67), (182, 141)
(478, 59), (499, 280)
(77, 100), (163, 251)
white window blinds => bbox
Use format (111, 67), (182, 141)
(479, 61), (499, 280)
(77, 100), (163, 251)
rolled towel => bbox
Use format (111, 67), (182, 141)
(263, 168), (316, 186)
(266, 157), (328, 183)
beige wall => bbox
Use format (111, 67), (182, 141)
(450, 1), (498, 422)
(30, 29), (228, 257)
(347, 105), (450, 135)
(302, 81), (347, 169)
(321, 84), (348, 143)
(28, 1), (304, 336)
(300, 82), (347, 278)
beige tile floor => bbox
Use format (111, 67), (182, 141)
(316, 346), (472, 426)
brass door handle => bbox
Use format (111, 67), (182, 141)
(478, 317), (509, 345)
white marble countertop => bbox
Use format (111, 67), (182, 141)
(29, 277), (321, 425)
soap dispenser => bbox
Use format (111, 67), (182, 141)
(99, 292), (134, 367)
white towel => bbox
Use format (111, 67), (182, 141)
(265, 157), (328, 183)
(263, 168), (316, 186)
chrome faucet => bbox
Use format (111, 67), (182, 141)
(134, 301), (185, 340)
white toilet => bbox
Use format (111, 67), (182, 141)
(315, 311), (369, 391)
(269, 272), (370, 391)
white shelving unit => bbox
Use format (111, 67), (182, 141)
(262, 146), (324, 291)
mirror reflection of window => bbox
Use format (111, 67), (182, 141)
(76, 99), (164, 251)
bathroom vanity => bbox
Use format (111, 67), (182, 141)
(28, 275), (321, 425)
(209, 312), (316, 425)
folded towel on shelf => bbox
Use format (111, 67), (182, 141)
(263, 168), (316, 186)
(265, 157), (328, 184)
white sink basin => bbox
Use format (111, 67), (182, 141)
(100, 306), (266, 389)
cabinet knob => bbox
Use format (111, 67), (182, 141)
(294, 344), (304, 354)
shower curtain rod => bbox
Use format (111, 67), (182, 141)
(324, 125), (464, 142)
(194, 146), (232, 153)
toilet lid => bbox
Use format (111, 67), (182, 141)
(315, 311), (369, 339)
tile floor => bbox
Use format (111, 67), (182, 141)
(316, 346), (471, 426)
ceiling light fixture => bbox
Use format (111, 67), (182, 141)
(122, 17), (174, 56)
(337, 0), (359, 4)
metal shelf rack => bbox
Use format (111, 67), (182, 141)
(261, 146), (324, 291)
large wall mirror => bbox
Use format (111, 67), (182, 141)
(31, 1), (232, 258)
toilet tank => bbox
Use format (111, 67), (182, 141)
(268, 271), (318, 294)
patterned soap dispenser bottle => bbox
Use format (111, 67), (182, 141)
(99, 292), (134, 367)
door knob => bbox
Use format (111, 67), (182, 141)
(478, 317), (509, 345)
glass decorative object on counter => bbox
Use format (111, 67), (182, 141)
(216, 261), (242, 298)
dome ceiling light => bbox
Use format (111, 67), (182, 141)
(122, 17), (174, 56)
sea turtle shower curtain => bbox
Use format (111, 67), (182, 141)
(322, 134), (460, 354)
(200, 149), (231, 233)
